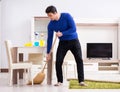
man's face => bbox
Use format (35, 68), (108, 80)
(47, 12), (57, 20)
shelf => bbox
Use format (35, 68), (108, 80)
(76, 23), (118, 27)
(99, 66), (118, 68)
(98, 60), (119, 71)
(34, 16), (49, 21)
(99, 66), (118, 71)
(31, 17), (49, 41)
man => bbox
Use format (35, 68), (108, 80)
(45, 5), (87, 86)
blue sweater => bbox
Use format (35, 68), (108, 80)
(47, 13), (78, 53)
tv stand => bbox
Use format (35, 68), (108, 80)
(88, 58), (111, 60)
(83, 59), (120, 72)
(102, 58), (111, 60)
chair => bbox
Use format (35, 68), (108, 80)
(63, 51), (77, 79)
(5, 40), (33, 86)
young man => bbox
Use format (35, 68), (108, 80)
(45, 5), (87, 86)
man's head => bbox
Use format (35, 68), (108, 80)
(45, 5), (59, 20)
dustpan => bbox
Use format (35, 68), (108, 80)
(28, 36), (57, 85)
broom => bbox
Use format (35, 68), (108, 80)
(28, 36), (57, 85)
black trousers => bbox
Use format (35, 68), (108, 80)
(55, 38), (84, 83)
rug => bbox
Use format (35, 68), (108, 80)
(69, 79), (120, 89)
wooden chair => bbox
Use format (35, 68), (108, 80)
(5, 40), (33, 86)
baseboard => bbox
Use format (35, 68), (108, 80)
(0, 68), (8, 73)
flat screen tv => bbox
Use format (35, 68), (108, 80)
(87, 43), (112, 59)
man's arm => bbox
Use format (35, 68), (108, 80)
(47, 28), (54, 54)
(62, 13), (76, 35)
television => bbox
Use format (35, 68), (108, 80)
(87, 43), (112, 59)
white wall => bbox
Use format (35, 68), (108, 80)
(1, 0), (120, 68)
(77, 26), (118, 59)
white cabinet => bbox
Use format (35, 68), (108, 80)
(31, 17), (50, 43)
(84, 62), (98, 71)
(84, 59), (120, 72)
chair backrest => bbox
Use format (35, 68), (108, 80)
(64, 50), (75, 61)
(28, 53), (44, 65)
(5, 40), (13, 68)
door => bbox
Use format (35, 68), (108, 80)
(0, 1), (1, 70)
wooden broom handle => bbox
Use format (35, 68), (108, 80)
(41, 36), (57, 72)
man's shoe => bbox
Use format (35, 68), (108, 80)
(54, 82), (63, 86)
(79, 82), (88, 86)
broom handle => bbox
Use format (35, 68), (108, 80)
(41, 36), (57, 72)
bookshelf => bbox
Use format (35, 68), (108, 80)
(31, 17), (49, 42)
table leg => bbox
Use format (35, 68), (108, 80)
(12, 47), (17, 84)
(19, 53), (24, 79)
(47, 53), (53, 85)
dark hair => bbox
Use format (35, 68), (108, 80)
(45, 5), (57, 14)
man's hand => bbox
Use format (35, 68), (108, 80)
(56, 31), (63, 37)
(46, 53), (51, 61)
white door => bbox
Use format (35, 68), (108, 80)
(0, 1), (1, 70)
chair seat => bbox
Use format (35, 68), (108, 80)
(11, 62), (32, 69)
(32, 65), (43, 69)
